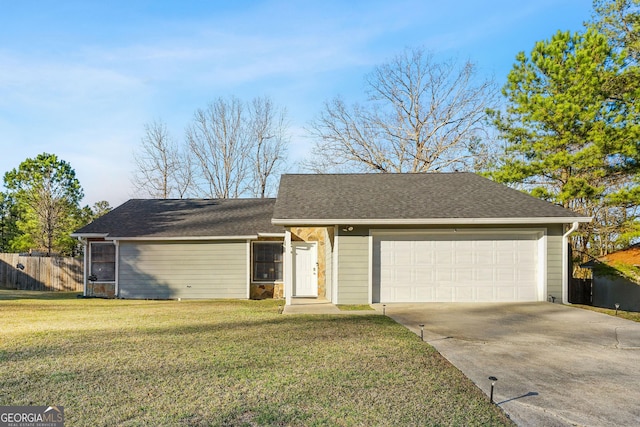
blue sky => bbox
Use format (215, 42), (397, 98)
(0, 0), (594, 207)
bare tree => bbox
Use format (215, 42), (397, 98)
(186, 97), (251, 198)
(249, 96), (289, 197)
(132, 120), (191, 198)
(173, 150), (194, 199)
(306, 47), (498, 173)
(185, 96), (289, 198)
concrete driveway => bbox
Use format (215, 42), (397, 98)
(378, 302), (640, 427)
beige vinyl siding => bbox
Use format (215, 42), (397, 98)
(118, 241), (247, 299)
(337, 234), (369, 304)
(546, 225), (564, 299)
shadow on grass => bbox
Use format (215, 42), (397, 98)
(1, 311), (401, 363)
(0, 290), (82, 300)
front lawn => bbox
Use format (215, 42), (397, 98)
(0, 292), (512, 426)
(573, 304), (640, 322)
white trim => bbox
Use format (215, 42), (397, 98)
(371, 228), (546, 236)
(82, 239), (88, 296)
(246, 240), (251, 299)
(370, 228), (547, 303)
(272, 217), (592, 226)
(333, 227), (339, 304)
(71, 233), (108, 238)
(88, 241), (117, 296)
(114, 240), (120, 298)
(538, 231), (548, 301)
(368, 233), (373, 304)
(257, 232), (286, 238)
(284, 229), (292, 305)
(562, 222), (580, 304)
(103, 235), (258, 241)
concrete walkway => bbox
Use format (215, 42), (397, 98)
(376, 302), (640, 427)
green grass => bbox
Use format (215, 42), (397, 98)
(0, 292), (512, 426)
(592, 261), (640, 282)
(336, 304), (375, 311)
(0, 289), (82, 300)
(574, 304), (640, 322)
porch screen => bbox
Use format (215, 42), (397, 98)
(90, 242), (116, 282)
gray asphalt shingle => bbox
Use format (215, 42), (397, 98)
(272, 173), (584, 221)
(74, 198), (282, 238)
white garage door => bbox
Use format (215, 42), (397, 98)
(375, 232), (540, 303)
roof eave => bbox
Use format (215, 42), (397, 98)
(257, 232), (286, 238)
(103, 235), (259, 241)
(70, 232), (109, 238)
(271, 217), (593, 226)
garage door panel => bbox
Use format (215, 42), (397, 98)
(415, 267), (433, 282)
(476, 286), (495, 301)
(435, 251), (453, 265)
(475, 267), (495, 281)
(455, 286), (474, 301)
(415, 286), (434, 301)
(376, 232), (540, 303)
(497, 267), (517, 282)
(497, 286), (517, 300)
(517, 287), (537, 300)
(394, 286), (413, 301)
(474, 251), (495, 264)
(436, 286), (454, 301)
(455, 268), (473, 282)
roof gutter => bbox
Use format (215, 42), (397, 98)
(70, 233), (109, 238)
(103, 235), (259, 241)
(272, 217), (593, 226)
(257, 232), (286, 238)
(562, 221), (581, 304)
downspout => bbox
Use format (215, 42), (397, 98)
(562, 222), (579, 304)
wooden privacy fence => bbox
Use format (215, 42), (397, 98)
(0, 253), (83, 292)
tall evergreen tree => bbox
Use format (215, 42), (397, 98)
(489, 28), (640, 256)
(4, 153), (84, 256)
(0, 192), (21, 252)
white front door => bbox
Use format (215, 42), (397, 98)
(293, 241), (318, 297)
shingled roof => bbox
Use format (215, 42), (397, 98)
(73, 198), (282, 238)
(272, 173), (590, 224)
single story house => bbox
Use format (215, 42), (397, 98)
(72, 173), (591, 304)
(72, 198), (284, 300)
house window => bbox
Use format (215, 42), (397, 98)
(252, 242), (283, 282)
(90, 242), (116, 282)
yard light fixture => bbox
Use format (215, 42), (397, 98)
(615, 303), (620, 316)
(16, 263), (25, 270)
(382, 304), (386, 315)
(488, 376), (498, 404)
(419, 324), (425, 341)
